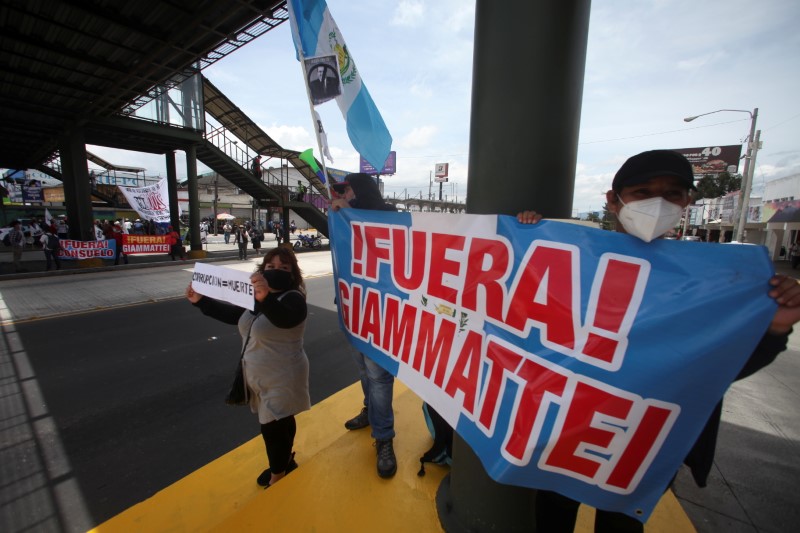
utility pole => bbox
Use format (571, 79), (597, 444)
(683, 108), (758, 242)
(735, 128), (761, 242)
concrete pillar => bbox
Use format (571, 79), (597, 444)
(165, 151), (180, 231)
(282, 205), (291, 246)
(185, 145), (205, 258)
(465, 0), (591, 219)
(58, 128), (94, 241)
(439, 0), (592, 531)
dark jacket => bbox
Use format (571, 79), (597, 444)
(345, 173), (396, 211)
(684, 331), (788, 486)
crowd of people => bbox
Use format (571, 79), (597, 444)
(2, 215), (207, 272)
(3, 216), (64, 272)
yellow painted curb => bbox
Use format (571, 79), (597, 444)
(91, 382), (695, 532)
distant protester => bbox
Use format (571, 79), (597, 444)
(8, 220), (26, 272)
(39, 225), (61, 271)
(167, 225), (185, 261)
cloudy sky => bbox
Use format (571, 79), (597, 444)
(90, 0), (800, 215)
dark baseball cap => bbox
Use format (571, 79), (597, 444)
(331, 173), (376, 194)
(331, 178), (351, 193)
(612, 150), (696, 191)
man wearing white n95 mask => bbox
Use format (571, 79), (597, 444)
(606, 149), (693, 241)
(516, 149), (800, 532)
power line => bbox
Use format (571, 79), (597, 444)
(761, 112), (800, 132)
(579, 118), (749, 145)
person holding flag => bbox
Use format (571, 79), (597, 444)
(331, 173), (400, 478)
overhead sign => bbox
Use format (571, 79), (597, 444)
(671, 145), (743, 175)
(435, 162), (449, 183)
(359, 151), (396, 175)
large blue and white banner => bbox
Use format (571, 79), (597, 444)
(329, 209), (776, 520)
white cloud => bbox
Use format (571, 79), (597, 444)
(399, 125), (438, 151)
(410, 78), (433, 99)
(262, 124), (314, 150)
(391, 0), (425, 27)
(676, 52), (726, 70)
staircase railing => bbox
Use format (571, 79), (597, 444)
(204, 122), (255, 170)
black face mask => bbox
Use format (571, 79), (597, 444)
(263, 268), (293, 291)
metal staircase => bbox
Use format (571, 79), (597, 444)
(200, 76), (331, 235)
(35, 161), (118, 208)
(194, 136), (329, 235)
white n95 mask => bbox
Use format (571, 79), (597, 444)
(616, 196), (683, 243)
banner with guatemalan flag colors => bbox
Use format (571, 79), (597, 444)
(328, 208), (776, 521)
(287, 0), (392, 172)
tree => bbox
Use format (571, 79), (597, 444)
(693, 172), (742, 201)
(600, 203), (615, 231)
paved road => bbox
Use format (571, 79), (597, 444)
(0, 254), (358, 531)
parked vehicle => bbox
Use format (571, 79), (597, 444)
(293, 233), (322, 250)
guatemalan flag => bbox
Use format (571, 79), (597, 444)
(287, 0), (392, 172)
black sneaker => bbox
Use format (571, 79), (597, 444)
(257, 452), (299, 487)
(344, 407), (370, 430)
(256, 468), (271, 487)
(375, 439), (397, 478)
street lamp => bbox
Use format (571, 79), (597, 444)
(683, 108), (759, 242)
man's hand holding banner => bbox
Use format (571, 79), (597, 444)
(328, 209), (776, 520)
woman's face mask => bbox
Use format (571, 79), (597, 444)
(263, 268), (293, 291)
(616, 196), (684, 243)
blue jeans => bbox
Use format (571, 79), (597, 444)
(353, 351), (395, 440)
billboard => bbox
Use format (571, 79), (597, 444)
(435, 162), (449, 183)
(671, 145), (743, 175)
(359, 151), (396, 175)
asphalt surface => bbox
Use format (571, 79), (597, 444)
(0, 243), (355, 532)
(1, 238), (798, 532)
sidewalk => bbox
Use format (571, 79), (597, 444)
(0, 231), (329, 279)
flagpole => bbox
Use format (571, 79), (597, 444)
(298, 56), (333, 201)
